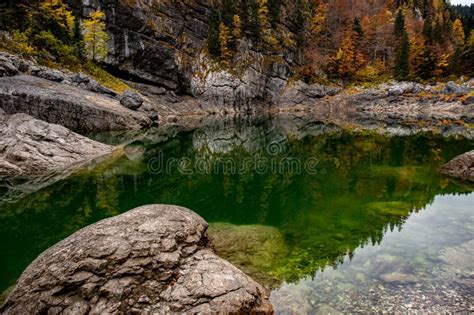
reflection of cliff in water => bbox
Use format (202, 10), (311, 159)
(0, 117), (473, 291)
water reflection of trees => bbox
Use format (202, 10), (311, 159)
(0, 120), (472, 291)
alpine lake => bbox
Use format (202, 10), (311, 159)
(1, 117), (473, 313)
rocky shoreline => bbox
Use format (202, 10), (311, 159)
(1, 50), (473, 313)
(0, 50), (473, 201)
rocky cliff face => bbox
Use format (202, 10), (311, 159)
(71, 0), (318, 109)
(72, 0), (214, 92)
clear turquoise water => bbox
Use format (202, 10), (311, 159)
(0, 119), (473, 311)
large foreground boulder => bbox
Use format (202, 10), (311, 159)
(440, 150), (474, 181)
(0, 205), (272, 314)
(0, 75), (151, 133)
(0, 112), (112, 176)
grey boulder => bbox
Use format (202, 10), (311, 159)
(0, 55), (18, 77)
(120, 90), (144, 110)
(33, 69), (65, 82)
(441, 81), (472, 96)
(0, 205), (272, 314)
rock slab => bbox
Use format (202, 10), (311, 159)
(440, 150), (474, 181)
(0, 75), (151, 133)
(0, 205), (272, 314)
(0, 112), (112, 176)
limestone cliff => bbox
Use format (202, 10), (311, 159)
(70, 0), (311, 108)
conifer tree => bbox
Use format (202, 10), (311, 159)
(268, 0), (281, 26)
(247, 0), (261, 42)
(452, 18), (465, 47)
(83, 10), (108, 62)
(353, 17), (363, 39)
(232, 14), (242, 39)
(328, 32), (365, 79)
(422, 15), (433, 43)
(218, 21), (233, 61)
(394, 8), (406, 38)
(208, 11), (221, 57)
(40, 0), (74, 35)
(462, 30), (474, 76)
(37, 0), (75, 43)
(394, 9), (410, 80)
(73, 15), (84, 59)
(450, 47), (462, 76)
(395, 31), (410, 79)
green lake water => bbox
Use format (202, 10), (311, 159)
(0, 118), (473, 312)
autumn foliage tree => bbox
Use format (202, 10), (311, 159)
(83, 10), (108, 62)
(327, 32), (365, 79)
(199, 0), (469, 81)
(218, 21), (233, 62)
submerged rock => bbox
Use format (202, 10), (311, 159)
(439, 240), (474, 274)
(379, 272), (418, 284)
(0, 112), (112, 176)
(0, 205), (272, 314)
(440, 150), (474, 181)
(208, 223), (287, 288)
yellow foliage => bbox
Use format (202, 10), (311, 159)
(83, 10), (109, 62)
(310, 3), (328, 35)
(452, 18), (465, 47)
(468, 30), (474, 47)
(232, 15), (241, 39)
(84, 61), (129, 93)
(218, 22), (232, 62)
(10, 30), (35, 57)
(355, 63), (384, 82)
(328, 32), (365, 78)
(40, 0), (75, 34)
(257, 0), (278, 49)
(434, 53), (450, 77)
(258, 0), (270, 30)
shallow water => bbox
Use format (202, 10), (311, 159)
(0, 118), (473, 312)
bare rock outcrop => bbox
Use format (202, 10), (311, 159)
(0, 205), (272, 314)
(0, 75), (151, 133)
(0, 112), (113, 176)
(440, 150), (474, 181)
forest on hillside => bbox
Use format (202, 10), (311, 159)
(207, 0), (474, 82)
(0, 0), (473, 85)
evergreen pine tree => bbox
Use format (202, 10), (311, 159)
(248, 0), (261, 42)
(353, 17), (363, 38)
(73, 15), (84, 59)
(394, 10), (410, 80)
(422, 15), (432, 43)
(268, 0), (281, 26)
(207, 11), (220, 58)
(395, 32), (410, 79)
(295, 0), (306, 45)
(450, 47), (462, 76)
(394, 9), (406, 38)
(218, 21), (233, 61)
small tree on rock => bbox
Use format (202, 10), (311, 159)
(83, 10), (108, 62)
